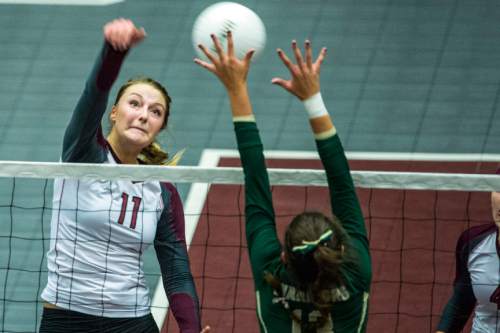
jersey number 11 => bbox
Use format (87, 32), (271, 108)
(117, 192), (142, 229)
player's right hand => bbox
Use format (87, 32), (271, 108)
(103, 18), (146, 52)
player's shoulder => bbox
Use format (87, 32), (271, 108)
(456, 223), (497, 254)
(159, 182), (179, 195)
(158, 182), (182, 208)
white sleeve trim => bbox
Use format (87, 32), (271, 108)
(314, 127), (337, 140)
(233, 115), (256, 122)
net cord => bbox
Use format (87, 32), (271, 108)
(0, 160), (498, 191)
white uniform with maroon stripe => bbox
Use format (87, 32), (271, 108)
(40, 43), (201, 331)
(42, 151), (164, 317)
(468, 231), (500, 332)
(438, 224), (500, 332)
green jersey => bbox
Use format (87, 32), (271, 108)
(234, 121), (372, 333)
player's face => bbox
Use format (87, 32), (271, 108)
(111, 83), (167, 149)
(491, 191), (500, 227)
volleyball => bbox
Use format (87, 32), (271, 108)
(192, 2), (266, 61)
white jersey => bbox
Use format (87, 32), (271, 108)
(41, 151), (163, 317)
(469, 231), (500, 332)
(40, 42), (201, 330)
(438, 224), (500, 332)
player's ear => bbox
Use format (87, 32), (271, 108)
(110, 105), (118, 123)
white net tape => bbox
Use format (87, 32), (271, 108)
(0, 160), (498, 191)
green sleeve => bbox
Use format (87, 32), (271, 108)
(235, 121), (281, 287)
(316, 135), (372, 290)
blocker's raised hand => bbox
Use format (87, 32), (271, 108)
(272, 40), (327, 101)
(194, 31), (255, 92)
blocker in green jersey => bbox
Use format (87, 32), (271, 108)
(194, 32), (372, 332)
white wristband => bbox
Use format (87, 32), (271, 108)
(303, 92), (328, 119)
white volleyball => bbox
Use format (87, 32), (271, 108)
(192, 2), (266, 61)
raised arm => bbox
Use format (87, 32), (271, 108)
(273, 41), (371, 286)
(62, 19), (145, 162)
(194, 33), (281, 280)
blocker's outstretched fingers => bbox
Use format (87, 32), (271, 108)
(211, 34), (226, 61)
(243, 49), (256, 66)
(292, 40), (306, 72)
(314, 47), (328, 71)
(226, 30), (234, 57)
(271, 77), (291, 91)
(198, 43), (219, 66)
(193, 57), (216, 74)
(276, 48), (295, 72)
(305, 40), (313, 69)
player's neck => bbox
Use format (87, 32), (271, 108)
(106, 135), (141, 164)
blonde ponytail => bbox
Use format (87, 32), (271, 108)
(138, 142), (185, 166)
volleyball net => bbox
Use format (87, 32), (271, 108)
(0, 153), (499, 333)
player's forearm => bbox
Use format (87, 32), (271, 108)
(95, 42), (128, 91)
(436, 287), (475, 333)
(309, 115), (336, 138)
(316, 135), (367, 237)
(160, 256), (201, 331)
(227, 84), (253, 118)
(234, 122), (274, 216)
(169, 292), (201, 333)
(62, 42), (127, 161)
(303, 93), (337, 140)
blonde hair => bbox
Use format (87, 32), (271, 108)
(138, 142), (185, 166)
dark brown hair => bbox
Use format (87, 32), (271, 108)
(265, 211), (349, 330)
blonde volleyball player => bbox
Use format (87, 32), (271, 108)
(437, 190), (500, 333)
(195, 32), (371, 332)
(39, 19), (209, 333)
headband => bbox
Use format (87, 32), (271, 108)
(291, 230), (333, 255)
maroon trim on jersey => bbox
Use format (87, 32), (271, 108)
(53, 179), (67, 306)
(496, 228), (500, 258)
(168, 293), (200, 333)
(454, 223), (498, 284)
(104, 141), (123, 164)
(96, 126), (107, 149)
(96, 42), (128, 91)
(117, 192), (128, 225)
(161, 182), (186, 242)
(129, 196), (141, 229)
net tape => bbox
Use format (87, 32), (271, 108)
(0, 160), (498, 191)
